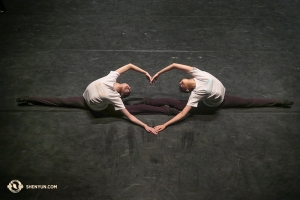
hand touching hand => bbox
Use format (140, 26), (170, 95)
(145, 72), (152, 83)
(154, 124), (166, 132)
(150, 73), (159, 84)
(145, 125), (158, 135)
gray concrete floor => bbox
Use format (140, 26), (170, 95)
(1, 0), (300, 199)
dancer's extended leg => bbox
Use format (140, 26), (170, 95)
(126, 104), (179, 115)
(221, 95), (284, 108)
(17, 96), (88, 109)
(135, 98), (186, 110)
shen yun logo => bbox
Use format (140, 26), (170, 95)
(7, 180), (24, 193)
(7, 180), (58, 193)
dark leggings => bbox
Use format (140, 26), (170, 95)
(221, 95), (279, 108)
(25, 95), (280, 116)
(142, 95), (280, 114)
(25, 96), (173, 117)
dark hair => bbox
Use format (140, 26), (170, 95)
(178, 85), (190, 93)
(121, 91), (130, 98)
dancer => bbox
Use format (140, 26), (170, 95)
(148, 63), (294, 132)
(16, 63), (170, 135)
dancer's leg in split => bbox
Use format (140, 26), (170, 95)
(220, 95), (292, 108)
(16, 96), (119, 118)
(126, 104), (180, 115)
(16, 96), (180, 117)
(135, 98), (186, 110)
(17, 96), (89, 109)
(135, 97), (217, 114)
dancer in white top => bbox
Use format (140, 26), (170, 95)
(150, 63), (293, 132)
(17, 63), (157, 135)
(83, 64), (157, 135)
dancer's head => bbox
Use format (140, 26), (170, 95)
(120, 83), (131, 98)
(179, 78), (192, 93)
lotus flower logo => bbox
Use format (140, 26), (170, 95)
(7, 180), (23, 193)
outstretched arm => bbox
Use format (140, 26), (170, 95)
(151, 63), (194, 83)
(116, 63), (151, 82)
(154, 105), (192, 132)
(121, 108), (157, 135)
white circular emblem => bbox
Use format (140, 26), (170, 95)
(7, 180), (24, 193)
